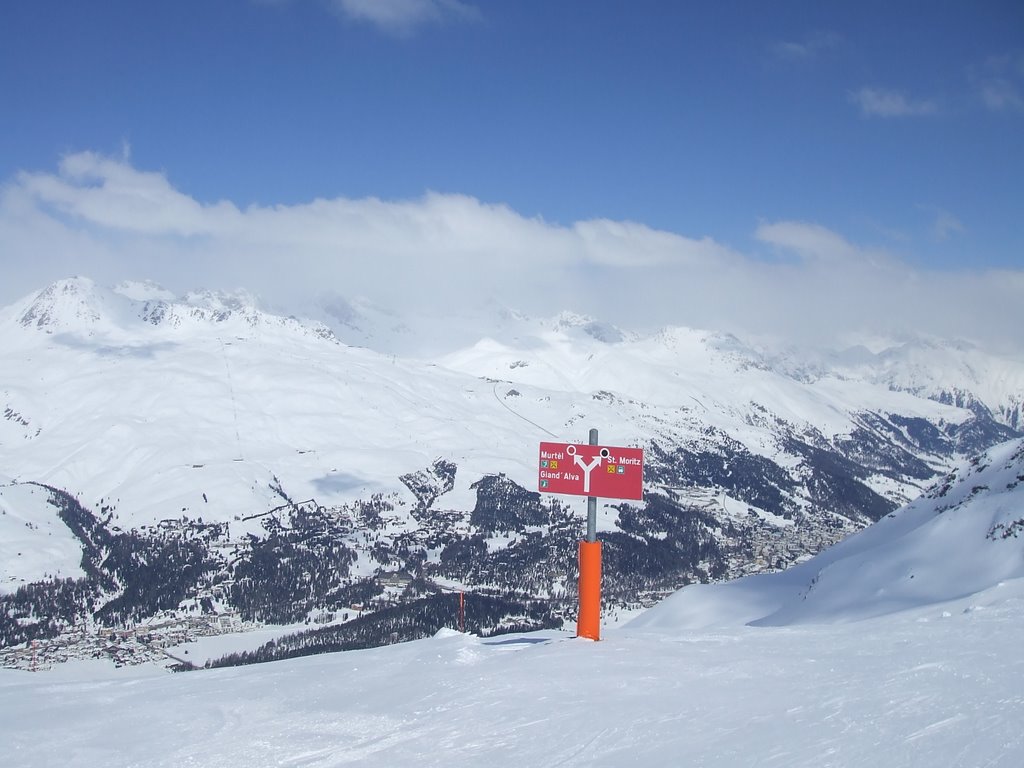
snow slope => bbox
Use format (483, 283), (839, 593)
(0, 483), (85, 593)
(629, 438), (1024, 630)
(3, 278), (574, 530)
(2, 580), (1022, 767)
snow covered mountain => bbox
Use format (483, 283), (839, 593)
(1, 277), (1022, 666)
(765, 338), (1024, 432)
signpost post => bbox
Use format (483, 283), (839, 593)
(538, 430), (644, 640)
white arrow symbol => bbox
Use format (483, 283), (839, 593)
(567, 445), (603, 494)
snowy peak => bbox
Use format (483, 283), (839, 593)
(8, 277), (339, 345)
(144, 288), (270, 330)
(112, 280), (175, 302)
(550, 311), (630, 344)
(647, 326), (769, 371)
(315, 292), (413, 350)
(310, 299), (634, 356)
(15, 276), (131, 334)
(823, 338), (1024, 430)
(140, 290), (341, 344)
(181, 288), (262, 315)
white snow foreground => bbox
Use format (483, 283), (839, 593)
(2, 587), (1022, 768)
(4, 440), (1024, 767)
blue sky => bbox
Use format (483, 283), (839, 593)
(1, 1), (1022, 350)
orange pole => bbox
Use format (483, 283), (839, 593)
(577, 540), (602, 640)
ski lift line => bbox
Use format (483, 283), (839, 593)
(491, 382), (561, 439)
(217, 337), (244, 457)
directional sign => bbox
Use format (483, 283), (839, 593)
(538, 441), (644, 500)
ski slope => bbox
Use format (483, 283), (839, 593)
(2, 582), (1022, 767)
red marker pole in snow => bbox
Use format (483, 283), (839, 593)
(538, 430), (644, 643)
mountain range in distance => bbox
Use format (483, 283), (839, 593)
(1, 276), (1022, 667)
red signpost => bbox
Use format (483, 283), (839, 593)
(538, 441), (644, 500)
(538, 435), (644, 640)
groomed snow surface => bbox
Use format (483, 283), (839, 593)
(2, 583), (1022, 768)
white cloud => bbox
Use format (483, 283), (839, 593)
(330, 0), (479, 35)
(914, 205), (966, 242)
(755, 220), (865, 263)
(2, 152), (1022, 355)
(932, 211), (965, 241)
(849, 87), (938, 118)
(571, 218), (736, 268)
(17, 151), (229, 237)
(979, 78), (1024, 111)
(769, 32), (840, 62)
(970, 54), (1024, 112)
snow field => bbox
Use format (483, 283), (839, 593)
(2, 580), (1023, 767)
(0, 484), (85, 593)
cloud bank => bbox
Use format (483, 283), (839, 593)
(2, 152), (1022, 355)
